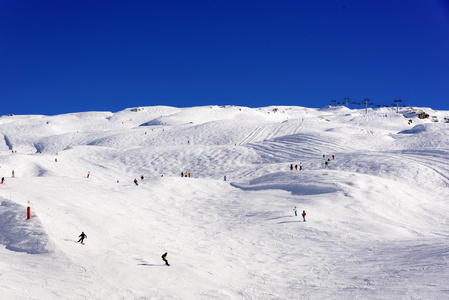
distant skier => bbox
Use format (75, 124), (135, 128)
(162, 252), (170, 266)
(332, 155), (335, 160)
(12, 170), (15, 178)
(181, 172), (184, 177)
(223, 175), (227, 181)
(78, 232), (87, 243)
(1, 177), (4, 184)
(290, 164), (293, 170)
(134, 179), (138, 186)
(299, 162), (302, 170)
(87, 171), (90, 178)
(141, 175), (144, 180)
(325, 161), (328, 167)
(185, 171), (188, 177)
(293, 206), (297, 216)
(302, 210), (306, 222)
(295, 164), (298, 170)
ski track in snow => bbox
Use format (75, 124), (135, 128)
(0, 105), (448, 299)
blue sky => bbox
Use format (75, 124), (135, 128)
(1, 0), (449, 115)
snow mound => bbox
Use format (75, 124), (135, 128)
(139, 118), (170, 126)
(0, 199), (54, 254)
(399, 123), (449, 134)
(231, 172), (338, 195)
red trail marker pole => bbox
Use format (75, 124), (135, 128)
(27, 207), (31, 220)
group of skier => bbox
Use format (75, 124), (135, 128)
(293, 206), (306, 222)
(323, 154), (335, 167)
(77, 231), (170, 266)
(133, 176), (145, 185)
(290, 154), (336, 169)
(289, 163), (302, 171)
(181, 172), (191, 178)
(1, 170), (15, 184)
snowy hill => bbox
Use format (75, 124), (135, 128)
(0, 105), (448, 299)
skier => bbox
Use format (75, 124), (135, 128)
(295, 164), (298, 170)
(12, 170), (15, 178)
(87, 171), (90, 178)
(134, 179), (138, 186)
(302, 210), (306, 222)
(299, 162), (302, 170)
(181, 172), (184, 177)
(78, 232), (87, 243)
(162, 252), (170, 266)
(141, 175), (144, 180)
(223, 175), (227, 181)
(1, 177), (4, 184)
(332, 155), (335, 160)
(185, 171), (188, 177)
(293, 206), (297, 216)
(325, 161), (328, 167)
(290, 164), (293, 170)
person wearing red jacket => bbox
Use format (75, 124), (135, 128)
(302, 210), (306, 222)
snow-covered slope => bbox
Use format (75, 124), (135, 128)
(0, 105), (448, 299)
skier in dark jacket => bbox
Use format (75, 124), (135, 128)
(162, 252), (170, 266)
(78, 232), (87, 243)
(134, 179), (138, 186)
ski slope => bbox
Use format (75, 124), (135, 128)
(0, 105), (448, 299)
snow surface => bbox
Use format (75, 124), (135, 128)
(0, 105), (448, 299)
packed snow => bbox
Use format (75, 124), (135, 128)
(0, 105), (448, 299)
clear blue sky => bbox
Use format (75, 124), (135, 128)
(1, 0), (449, 115)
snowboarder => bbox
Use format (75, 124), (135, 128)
(78, 232), (87, 243)
(162, 252), (170, 266)
(293, 206), (297, 216)
(302, 210), (306, 222)
(134, 179), (138, 186)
